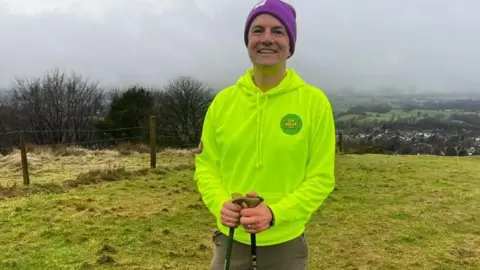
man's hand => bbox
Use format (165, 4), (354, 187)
(239, 191), (273, 234)
(220, 200), (243, 228)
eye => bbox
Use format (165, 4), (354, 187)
(272, 28), (285, 35)
(251, 28), (263, 35)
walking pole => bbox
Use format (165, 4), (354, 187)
(247, 196), (263, 270)
(224, 227), (235, 270)
(224, 193), (245, 270)
(251, 233), (258, 270)
(224, 194), (264, 270)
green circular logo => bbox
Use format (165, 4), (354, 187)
(280, 114), (302, 135)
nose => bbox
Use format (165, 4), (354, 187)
(260, 29), (274, 44)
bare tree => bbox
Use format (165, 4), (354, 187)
(155, 75), (214, 147)
(0, 92), (12, 133)
(8, 68), (105, 145)
(0, 94), (17, 154)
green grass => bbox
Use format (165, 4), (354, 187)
(0, 151), (479, 269)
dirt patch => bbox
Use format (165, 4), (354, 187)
(72, 167), (149, 186)
(0, 182), (66, 198)
(0, 167), (151, 199)
(172, 163), (195, 171)
(117, 141), (150, 155)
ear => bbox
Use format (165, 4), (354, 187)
(285, 44), (291, 57)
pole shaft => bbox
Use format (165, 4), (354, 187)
(224, 227), (235, 270)
(251, 233), (257, 270)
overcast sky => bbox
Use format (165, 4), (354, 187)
(1, 0), (479, 93)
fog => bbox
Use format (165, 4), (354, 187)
(1, 0), (479, 93)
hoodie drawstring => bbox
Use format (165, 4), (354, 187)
(256, 92), (267, 168)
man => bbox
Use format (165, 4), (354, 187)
(194, 0), (336, 269)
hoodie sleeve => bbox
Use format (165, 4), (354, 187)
(194, 97), (231, 219)
(268, 96), (336, 227)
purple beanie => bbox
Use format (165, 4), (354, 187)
(244, 0), (297, 57)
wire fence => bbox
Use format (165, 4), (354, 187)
(0, 116), (200, 187)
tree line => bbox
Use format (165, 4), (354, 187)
(1, 68), (477, 157)
(0, 68), (214, 154)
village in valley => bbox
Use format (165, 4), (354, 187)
(329, 92), (480, 156)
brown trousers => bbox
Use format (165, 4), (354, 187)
(210, 229), (308, 270)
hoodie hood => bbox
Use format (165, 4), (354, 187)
(235, 68), (307, 168)
(236, 68), (306, 98)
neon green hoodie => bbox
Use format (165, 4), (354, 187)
(194, 68), (336, 246)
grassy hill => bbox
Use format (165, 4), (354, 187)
(0, 147), (479, 269)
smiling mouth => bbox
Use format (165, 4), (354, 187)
(257, 49), (277, 54)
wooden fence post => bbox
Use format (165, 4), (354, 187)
(150, 116), (156, 168)
(19, 131), (30, 185)
(338, 131), (344, 154)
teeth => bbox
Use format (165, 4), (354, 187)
(259, 49), (275, 53)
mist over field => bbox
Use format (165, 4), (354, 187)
(1, 0), (480, 93)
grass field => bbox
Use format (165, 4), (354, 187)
(0, 147), (479, 269)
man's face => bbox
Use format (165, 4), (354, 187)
(247, 14), (291, 67)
